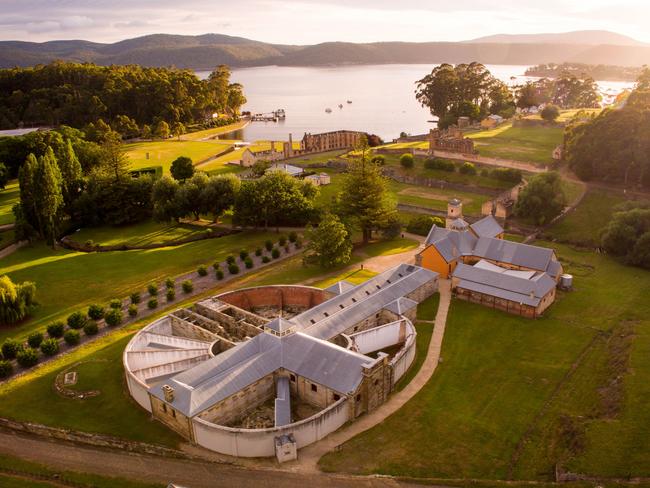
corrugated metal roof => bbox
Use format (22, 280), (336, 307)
(274, 377), (291, 427)
(384, 297), (418, 315)
(470, 215), (504, 239)
(324, 280), (356, 296)
(473, 237), (553, 271)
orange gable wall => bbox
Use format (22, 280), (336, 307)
(419, 245), (456, 279)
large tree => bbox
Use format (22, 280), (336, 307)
(37, 147), (64, 245)
(170, 156), (195, 181)
(336, 146), (396, 243)
(202, 174), (240, 222)
(56, 139), (83, 212)
(514, 172), (566, 225)
(305, 213), (352, 268)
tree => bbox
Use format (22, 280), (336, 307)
(0, 275), (36, 325)
(541, 105), (560, 122)
(56, 139), (82, 212)
(177, 172), (210, 220)
(113, 115), (140, 139)
(305, 213), (352, 268)
(153, 120), (170, 139)
(36, 147), (64, 245)
(400, 153), (414, 169)
(514, 172), (566, 225)
(171, 122), (185, 140)
(0, 162), (8, 189)
(170, 156), (195, 181)
(202, 174), (240, 222)
(336, 157), (397, 243)
(98, 131), (130, 182)
(152, 176), (182, 222)
(601, 206), (650, 268)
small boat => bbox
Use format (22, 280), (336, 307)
(346, 100), (352, 104)
(325, 108), (332, 113)
(338, 104), (343, 109)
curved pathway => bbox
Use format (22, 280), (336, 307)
(289, 278), (452, 473)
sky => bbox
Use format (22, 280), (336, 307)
(1, 0), (649, 45)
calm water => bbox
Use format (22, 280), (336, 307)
(196, 64), (634, 142)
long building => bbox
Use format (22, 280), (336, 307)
(124, 264), (438, 461)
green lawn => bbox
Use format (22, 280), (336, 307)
(0, 231), (276, 342)
(0, 181), (19, 226)
(546, 188), (648, 247)
(125, 140), (234, 174)
(355, 237), (419, 257)
(72, 220), (213, 247)
(320, 244), (650, 481)
(0, 228), (15, 250)
(467, 123), (563, 166)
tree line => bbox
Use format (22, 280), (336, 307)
(415, 63), (600, 128)
(0, 61), (245, 133)
(564, 68), (650, 188)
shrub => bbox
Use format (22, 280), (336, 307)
(459, 162), (477, 175)
(0, 360), (13, 378)
(226, 255), (236, 265)
(64, 330), (81, 346)
(255, 248), (262, 256)
(16, 348), (38, 368)
(490, 167), (522, 183)
(84, 239), (95, 248)
(130, 292), (141, 305)
(262, 255), (271, 263)
(67, 311), (87, 330)
(149, 283), (159, 296)
(47, 321), (65, 338)
(165, 277), (175, 289)
(244, 257), (253, 269)
(541, 104), (560, 122)
(278, 235), (287, 246)
(83, 321), (99, 336)
(239, 249), (249, 260)
(265, 240), (273, 251)
(182, 280), (194, 293)
(87, 304), (104, 320)
(295, 238), (303, 249)
(271, 247), (280, 259)
(424, 157), (455, 172)
(104, 308), (123, 327)
(109, 298), (122, 309)
(166, 288), (176, 302)
(148, 298), (158, 309)
(212, 261), (221, 271)
(216, 269), (224, 280)
(407, 215), (445, 236)
(371, 154), (385, 165)
(27, 331), (44, 349)
(400, 153), (414, 169)
(128, 304), (138, 317)
(1, 339), (21, 359)
(197, 265), (208, 277)
(40, 338), (59, 356)
(228, 263), (240, 275)
(288, 231), (298, 243)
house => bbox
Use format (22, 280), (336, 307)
(480, 114), (504, 130)
(416, 198), (562, 316)
(240, 143), (284, 167)
(305, 173), (331, 186)
(267, 163), (304, 177)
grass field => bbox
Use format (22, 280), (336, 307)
(467, 123), (563, 166)
(0, 231), (276, 342)
(180, 120), (249, 141)
(356, 237), (419, 257)
(0, 181), (19, 226)
(320, 244), (650, 481)
(546, 188), (649, 247)
(72, 220), (213, 247)
(125, 140), (234, 174)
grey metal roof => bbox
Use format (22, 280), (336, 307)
(546, 259), (562, 279)
(384, 297), (418, 315)
(324, 280), (356, 296)
(453, 263), (556, 307)
(275, 377), (291, 427)
(268, 163), (304, 176)
(450, 218), (470, 231)
(265, 317), (296, 333)
(295, 264), (438, 340)
(470, 215), (504, 239)
(472, 237), (553, 271)
(425, 225), (477, 262)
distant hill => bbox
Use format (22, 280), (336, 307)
(1, 31), (649, 70)
(466, 30), (646, 46)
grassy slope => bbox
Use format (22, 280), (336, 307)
(125, 140), (233, 174)
(356, 237), (419, 257)
(467, 123), (563, 166)
(0, 231), (276, 342)
(0, 181), (19, 226)
(72, 220), (212, 247)
(180, 120), (249, 141)
(320, 244), (650, 480)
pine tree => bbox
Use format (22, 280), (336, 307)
(36, 147), (64, 246)
(305, 213), (352, 268)
(57, 139), (83, 211)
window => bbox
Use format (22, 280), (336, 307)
(333, 394), (340, 401)
(324, 312), (329, 317)
(356, 394), (361, 402)
(311, 383), (318, 392)
(374, 379), (379, 386)
(162, 404), (167, 413)
(290, 374), (296, 382)
(172, 409), (176, 418)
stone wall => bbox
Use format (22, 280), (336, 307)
(150, 395), (193, 439)
(216, 286), (329, 314)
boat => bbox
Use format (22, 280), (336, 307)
(346, 100), (352, 104)
(325, 108), (332, 113)
(338, 104), (343, 109)
(274, 109), (286, 119)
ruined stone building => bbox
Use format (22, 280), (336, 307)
(124, 264), (438, 461)
(283, 130), (364, 158)
(428, 128), (476, 155)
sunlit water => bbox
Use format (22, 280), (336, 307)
(196, 64), (634, 142)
